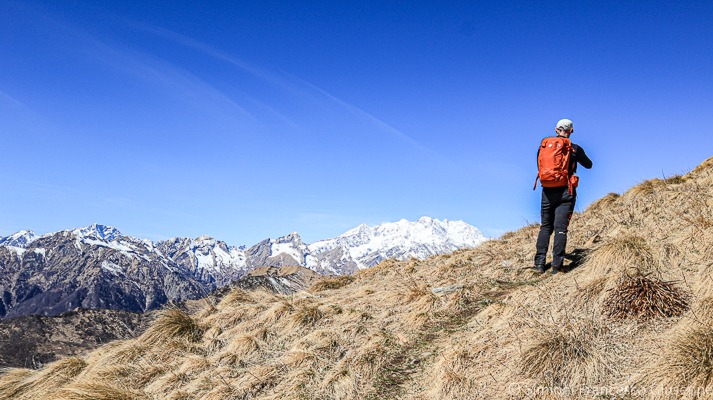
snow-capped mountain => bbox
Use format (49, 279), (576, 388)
(0, 225), (207, 318)
(157, 236), (247, 287)
(0, 230), (38, 248)
(306, 217), (488, 274)
(245, 233), (310, 269)
(0, 218), (487, 318)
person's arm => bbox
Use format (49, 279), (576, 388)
(574, 145), (593, 169)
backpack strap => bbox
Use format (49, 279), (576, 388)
(562, 141), (574, 195)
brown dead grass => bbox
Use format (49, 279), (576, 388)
(310, 276), (355, 292)
(520, 319), (618, 388)
(584, 235), (658, 276)
(641, 327), (713, 399)
(54, 383), (148, 400)
(141, 308), (206, 345)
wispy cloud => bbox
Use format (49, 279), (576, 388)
(0, 91), (23, 108)
(21, 7), (261, 125)
(131, 23), (442, 158)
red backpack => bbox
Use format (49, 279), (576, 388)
(533, 136), (576, 194)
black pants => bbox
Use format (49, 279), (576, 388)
(535, 186), (576, 268)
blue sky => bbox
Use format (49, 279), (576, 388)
(1, 0), (712, 245)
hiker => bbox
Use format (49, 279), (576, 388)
(533, 118), (592, 274)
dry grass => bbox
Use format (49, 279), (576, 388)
(520, 319), (618, 387)
(142, 308), (206, 344)
(426, 346), (485, 399)
(690, 156), (713, 175)
(310, 276), (355, 292)
(583, 235), (658, 275)
(603, 274), (690, 321)
(0, 368), (34, 399)
(291, 302), (324, 327)
(1, 357), (87, 400)
(641, 327), (713, 399)
(625, 178), (666, 199)
(54, 383), (148, 400)
(586, 192), (620, 212)
(218, 288), (255, 307)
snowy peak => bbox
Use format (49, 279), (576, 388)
(0, 230), (38, 248)
(71, 224), (123, 242)
(245, 232), (308, 269)
(156, 236), (247, 288)
(307, 217), (488, 273)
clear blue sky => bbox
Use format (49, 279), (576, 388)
(1, 0), (712, 245)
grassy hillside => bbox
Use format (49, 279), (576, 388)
(2, 156), (713, 400)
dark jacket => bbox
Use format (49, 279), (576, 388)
(569, 142), (593, 173)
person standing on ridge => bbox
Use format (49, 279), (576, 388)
(533, 118), (592, 274)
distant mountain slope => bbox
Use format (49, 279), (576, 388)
(0, 308), (152, 369)
(0, 218), (486, 318)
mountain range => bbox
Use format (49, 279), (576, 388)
(0, 217), (486, 318)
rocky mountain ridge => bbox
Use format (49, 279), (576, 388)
(0, 218), (486, 318)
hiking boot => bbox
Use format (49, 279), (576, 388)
(535, 265), (545, 273)
(551, 266), (561, 275)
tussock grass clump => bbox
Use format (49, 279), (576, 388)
(584, 235), (658, 275)
(603, 274), (690, 321)
(625, 178), (666, 199)
(295, 330), (344, 361)
(586, 192), (621, 212)
(427, 347), (483, 399)
(142, 308), (206, 344)
(292, 303), (324, 327)
(690, 297), (713, 323)
(105, 341), (147, 365)
(577, 276), (610, 303)
(0, 368), (34, 399)
(262, 299), (294, 323)
(11, 357), (88, 399)
(45, 356), (88, 379)
(231, 364), (286, 399)
(521, 320), (616, 387)
(202, 326), (226, 354)
(642, 328), (713, 398)
(405, 283), (435, 303)
(218, 288), (255, 308)
(664, 174), (687, 185)
(311, 276), (355, 292)
(227, 334), (260, 357)
(283, 350), (317, 369)
(55, 383), (148, 400)
(690, 156), (713, 176)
